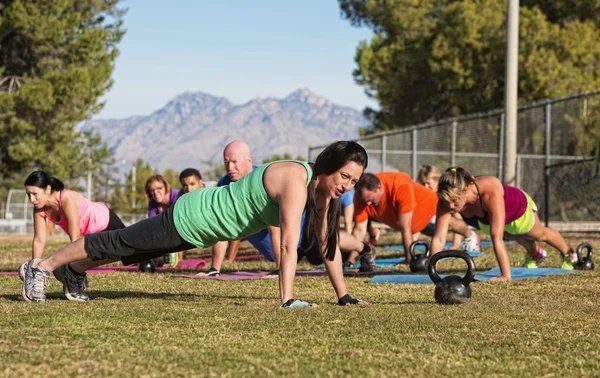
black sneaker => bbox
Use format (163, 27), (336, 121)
(358, 244), (377, 272)
(53, 264), (89, 301)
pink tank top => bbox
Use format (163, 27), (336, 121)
(44, 190), (110, 235)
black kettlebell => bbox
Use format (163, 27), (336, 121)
(138, 259), (156, 273)
(409, 240), (430, 273)
(576, 242), (594, 271)
(428, 250), (476, 305)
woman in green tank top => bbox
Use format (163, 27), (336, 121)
(21, 141), (370, 308)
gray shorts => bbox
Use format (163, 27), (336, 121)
(84, 206), (195, 265)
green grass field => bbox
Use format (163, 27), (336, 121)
(1, 233), (599, 377)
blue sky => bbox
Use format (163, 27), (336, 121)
(96, 0), (376, 119)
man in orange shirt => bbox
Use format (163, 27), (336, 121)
(352, 172), (480, 262)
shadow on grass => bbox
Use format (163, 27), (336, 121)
(3, 290), (274, 302)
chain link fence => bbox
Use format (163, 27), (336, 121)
(309, 90), (600, 230)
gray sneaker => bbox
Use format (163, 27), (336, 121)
(19, 258), (41, 281)
(359, 244), (377, 273)
(53, 264), (89, 301)
(22, 260), (50, 302)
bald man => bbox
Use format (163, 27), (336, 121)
(203, 141), (282, 276)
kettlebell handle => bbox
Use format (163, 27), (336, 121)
(576, 242), (593, 259)
(409, 240), (430, 259)
(428, 250), (476, 285)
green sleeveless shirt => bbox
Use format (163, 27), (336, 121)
(173, 160), (312, 248)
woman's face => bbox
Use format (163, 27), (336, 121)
(423, 178), (439, 192)
(149, 180), (168, 205)
(317, 161), (364, 199)
(25, 185), (51, 209)
(446, 192), (467, 214)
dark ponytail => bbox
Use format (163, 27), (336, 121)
(24, 171), (65, 192)
(301, 141), (368, 261)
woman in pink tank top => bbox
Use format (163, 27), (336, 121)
(430, 167), (577, 282)
(24, 171), (125, 260)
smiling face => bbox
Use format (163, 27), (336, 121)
(25, 185), (51, 209)
(181, 176), (204, 193)
(148, 180), (168, 205)
(423, 178), (439, 192)
(316, 161), (364, 199)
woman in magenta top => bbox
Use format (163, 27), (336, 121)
(431, 167), (577, 281)
(145, 175), (180, 217)
(25, 171), (125, 259)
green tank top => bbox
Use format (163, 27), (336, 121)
(173, 160), (312, 248)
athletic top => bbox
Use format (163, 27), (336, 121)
(354, 172), (437, 234)
(44, 190), (110, 235)
(148, 188), (180, 217)
(340, 188), (355, 210)
(460, 182), (527, 225)
(173, 160), (312, 248)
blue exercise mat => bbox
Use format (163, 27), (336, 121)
(383, 240), (495, 251)
(370, 267), (577, 285)
(374, 251), (484, 267)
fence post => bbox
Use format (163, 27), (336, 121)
(412, 128), (418, 179)
(544, 164), (550, 227)
(498, 113), (505, 179)
(515, 155), (521, 188)
(545, 103), (552, 166)
(451, 121), (457, 166)
(382, 134), (387, 171)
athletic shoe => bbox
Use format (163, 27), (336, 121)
(53, 264), (89, 301)
(22, 260), (50, 302)
(281, 298), (314, 309)
(19, 257), (41, 281)
(358, 244), (377, 273)
(462, 232), (481, 252)
(368, 228), (381, 246)
(522, 247), (548, 268)
(206, 267), (221, 276)
(561, 249), (578, 270)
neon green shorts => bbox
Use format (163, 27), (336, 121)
(478, 191), (537, 236)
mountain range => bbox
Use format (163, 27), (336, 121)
(82, 88), (367, 174)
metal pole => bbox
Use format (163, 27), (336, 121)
(131, 165), (136, 210)
(451, 121), (457, 166)
(382, 135), (387, 171)
(544, 165), (550, 227)
(412, 128), (418, 179)
(87, 170), (92, 200)
(498, 113), (505, 178)
(504, 0), (520, 185)
(545, 103), (552, 166)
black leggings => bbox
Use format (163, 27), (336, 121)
(85, 206), (195, 265)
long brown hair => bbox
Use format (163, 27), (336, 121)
(301, 141), (368, 261)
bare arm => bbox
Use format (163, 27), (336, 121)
(31, 210), (47, 259)
(352, 220), (368, 242)
(431, 202), (452, 254)
(397, 211), (414, 260)
(343, 204), (354, 232)
(267, 226), (281, 269)
(483, 183), (511, 281)
(225, 240), (242, 262)
(61, 191), (81, 242)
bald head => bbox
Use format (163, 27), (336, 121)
(223, 140), (253, 182)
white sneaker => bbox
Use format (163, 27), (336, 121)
(462, 232), (481, 252)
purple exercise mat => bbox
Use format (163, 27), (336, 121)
(0, 259), (208, 276)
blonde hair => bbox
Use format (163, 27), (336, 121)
(417, 165), (441, 185)
(144, 175), (172, 199)
(437, 167), (476, 204)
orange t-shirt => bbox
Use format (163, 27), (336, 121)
(354, 172), (437, 234)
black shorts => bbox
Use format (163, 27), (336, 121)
(104, 209), (126, 231)
(84, 206), (195, 265)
